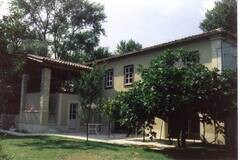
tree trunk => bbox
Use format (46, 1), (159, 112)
(177, 124), (186, 148)
(177, 130), (181, 147)
(86, 121), (89, 141)
(108, 119), (111, 138)
(210, 120), (219, 144)
(181, 129), (186, 148)
(86, 107), (91, 141)
(202, 122), (206, 144)
(159, 121), (163, 141)
(142, 126), (145, 142)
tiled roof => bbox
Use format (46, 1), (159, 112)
(90, 28), (236, 64)
(27, 54), (92, 71)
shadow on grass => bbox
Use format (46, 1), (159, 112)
(2, 135), (128, 152)
(1, 135), (237, 160)
(144, 144), (237, 160)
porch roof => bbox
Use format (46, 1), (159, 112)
(27, 54), (92, 72)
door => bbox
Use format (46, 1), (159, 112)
(69, 103), (78, 129)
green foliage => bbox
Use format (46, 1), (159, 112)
(75, 66), (104, 107)
(197, 69), (237, 142)
(102, 49), (236, 146)
(74, 66), (104, 140)
(0, 54), (24, 113)
(116, 39), (142, 54)
(139, 49), (199, 120)
(0, 14), (34, 54)
(101, 98), (120, 122)
(118, 82), (155, 131)
(19, 40), (48, 56)
(1, 0), (106, 61)
(85, 47), (112, 62)
(139, 49), (236, 146)
(102, 82), (155, 139)
(200, 0), (237, 33)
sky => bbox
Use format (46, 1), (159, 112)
(0, 0), (218, 52)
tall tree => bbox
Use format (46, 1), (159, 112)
(0, 14), (34, 54)
(74, 66), (104, 141)
(1, 0), (106, 61)
(118, 82), (155, 140)
(116, 39), (142, 54)
(101, 82), (156, 140)
(200, 0), (237, 33)
(0, 54), (24, 115)
(85, 47), (111, 62)
(101, 97), (120, 138)
(138, 49), (236, 147)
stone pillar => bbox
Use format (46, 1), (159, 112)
(39, 68), (51, 125)
(19, 74), (28, 120)
(57, 93), (62, 126)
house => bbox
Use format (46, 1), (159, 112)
(0, 28), (237, 145)
(14, 54), (108, 133)
(94, 28), (237, 145)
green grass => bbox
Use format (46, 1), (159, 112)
(0, 135), (237, 160)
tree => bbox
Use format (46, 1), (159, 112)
(74, 66), (104, 141)
(102, 82), (155, 141)
(200, 0), (237, 33)
(116, 39), (142, 54)
(18, 40), (48, 56)
(0, 14), (34, 54)
(1, 0), (106, 61)
(100, 98), (120, 138)
(85, 47), (111, 62)
(119, 82), (156, 140)
(0, 54), (23, 160)
(139, 49), (236, 147)
(0, 54), (24, 114)
(196, 69), (237, 144)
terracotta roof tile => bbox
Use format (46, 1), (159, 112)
(27, 54), (92, 71)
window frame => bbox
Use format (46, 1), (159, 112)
(69, 103), (78, 120)
(123, 64), (134, 86)
(105, 68), (114, 89)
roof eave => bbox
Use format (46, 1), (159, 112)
(88, 29), (237, 64)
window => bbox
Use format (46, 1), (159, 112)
(105, 69), (114, 89)
(69, 103), (78, 120)
(124, 65), (134, 86)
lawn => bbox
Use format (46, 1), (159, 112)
(0, 135), (237, 160)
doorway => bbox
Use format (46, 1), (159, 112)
(68, 102), (78, 130)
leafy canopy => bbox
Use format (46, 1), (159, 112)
(116, 39), (142, 54)
(200, 0), (237, 33)
(0, 14), (35, 54)
(106, 49), (236, 146)
(101, 82), (155, 138)
(139, 49), (201, 121)
(74, 66), (104, 107)
(140, 49), (236, 146)
(1, 0), (106, 62)
(74, 66), (104, 141)
(0, 54), (24, 113)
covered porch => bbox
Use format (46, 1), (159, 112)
(17, 54), (105, 133)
